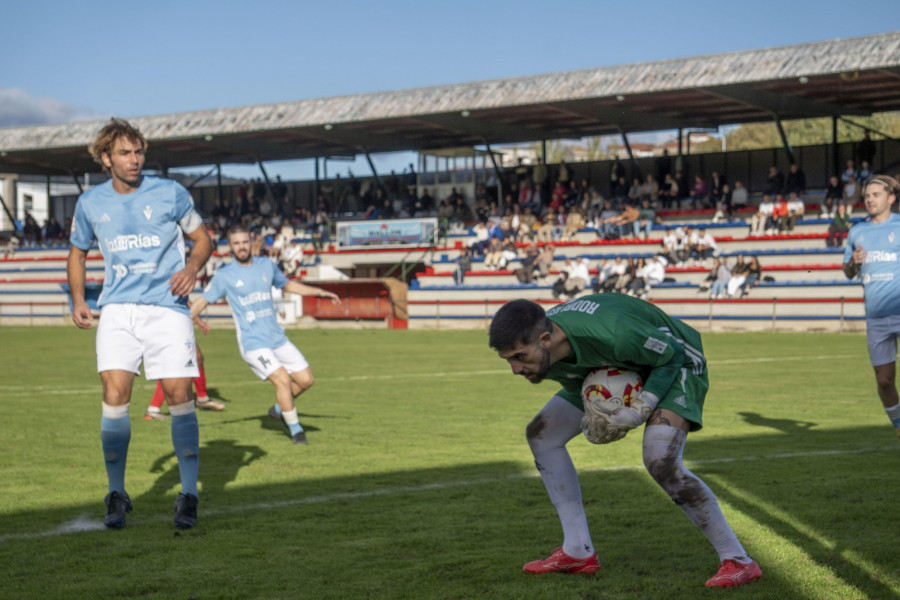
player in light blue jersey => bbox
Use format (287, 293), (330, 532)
(191, 224), (340, 444)
(66, 118), (213, 529)
(844, 174), (900, 442)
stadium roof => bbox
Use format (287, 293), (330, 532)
(2, 31), (900, 176)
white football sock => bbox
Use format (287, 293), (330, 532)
(642, 425), (750, 563)
(884, 403), (900, 428)
(528, 395), (594, 559)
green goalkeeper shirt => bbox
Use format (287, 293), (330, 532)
(545, 293), (707, 410)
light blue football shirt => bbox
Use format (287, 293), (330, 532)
(201, 257), (290, 353)
(70, 176), (198, 314)
(845, 213), (900, 319)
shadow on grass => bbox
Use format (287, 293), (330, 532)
(2, 426), (898, 599)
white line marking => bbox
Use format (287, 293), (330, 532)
(0, 444), (891, 543)
(0, 355), (860, 397)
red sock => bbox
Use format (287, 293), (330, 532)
(193, 364), (207, 399)
(150, 380), (165, 409)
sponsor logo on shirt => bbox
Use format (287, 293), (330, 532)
(643, 337), (668, 354)
(113, 264), (128, 279)
(105, 234), (161, 253)
(238, 291), (272, 306)
(865, 250), (898, 263)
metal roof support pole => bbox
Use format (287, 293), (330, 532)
(773, 115), (795, 165)
(541, 140), (547, 162)
(485, 143), (505, 208)
(257, 160), (276, 207)
(618, 129), (640, 179)
(677, 129), (683, 157)
(314, 157), (320, 208)
(67, 170), (84, 194)
(185, 165), (218, 190)
(0, 192), (17, 230)
(216, 164), (222, 202)
(832, 116), (840, 177)
(363, 150), (385, 191)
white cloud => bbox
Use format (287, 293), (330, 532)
(0, 88), (96, 128)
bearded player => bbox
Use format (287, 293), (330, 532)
(489, 296), (761, 587)
(190, 224), (340, 444)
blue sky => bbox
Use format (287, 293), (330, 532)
(2, 0), (897, 180)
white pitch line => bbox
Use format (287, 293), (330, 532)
(0, 354), (860, 398)
(0, 444), (891, 543)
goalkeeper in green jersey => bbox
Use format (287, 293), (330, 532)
(489, 295), (761, 588)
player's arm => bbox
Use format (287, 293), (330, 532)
(66, 244), (94, 329)
(190, 297), (210, 320)
(843, 243), (863, 279)
(169, 224), (213, 297)
(282, 280), (341, 304)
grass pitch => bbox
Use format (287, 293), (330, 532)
(1, 326), (898, 599)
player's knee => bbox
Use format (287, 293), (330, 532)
(525, 413), (548, 450)
(292, 370), (314, 394)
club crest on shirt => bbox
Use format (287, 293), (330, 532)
(262, 274), (268, 282)
(143, 205), (152, 221)
(890, 232), (895, 244)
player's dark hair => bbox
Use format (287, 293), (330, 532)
(226, 224), (250, 238)
(864, 174), (900, 197)
(489, 299), (552, 351)
(88, 118), (147, 171)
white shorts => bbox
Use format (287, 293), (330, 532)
(96, 303), (199, 380)
(242, 340), (309, 380)
(866, 314), (900, 367)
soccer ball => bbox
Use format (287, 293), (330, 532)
(581, 367), (645, 420)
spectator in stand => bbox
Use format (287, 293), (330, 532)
(483, 237), (504, 271)
(656, 148), (672, 184)
(520, 207), (538, 241)
(614, 257), (638, 293)
(785, 192), (805, 233)
(43, 217), (63, 245)
(607, 203), (640, 239)
(640, 174), (659, 206)
(550, 181), (567, 213)
(690, 175), (708, 210)
(785, 164), (807, 196)
(272, 175), (288, 217)
(516, 245), (540, 284)
(742, 256), (762, 297)
(843, 174), (862, 207)
(765, 165), (785, 196)
(634, 199), (657, 239)
(499, 236), (519, 271)
(725, 255), (750, 298)
(707, 258), (732, 299)
(537, 209), (559, 243)
(841, 159), (858, 185)
(535, 244), (555, 280)
(562, 207), (585, 241)
(627, 177), (642, 206)
(692, 228), (718, 263)
(455, 248), (473, 285)
(713, 184), (732, 223)
(630, 254), (667, 300)
(826, 203), (852, 248)
(593, 257), (625, 293)
(659, 173), (679, 210)
(858, 160), (873, 183)
(597, 201), (619, 239)
(662, 226), (686, 267)
(469, 220), (490, 255)
(564, 257), (591, 298)
(821, 175), (843, 218)
(532, 156), (548, 198)
(709, 171), (726, 208)
(609, 159), (625, 198)
(731, 181), (748, 212)
(770, 195), (790, 234)
(857, 130), (876, 166)
(23, 214), (42, 246)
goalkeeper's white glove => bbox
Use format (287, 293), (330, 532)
(581, 412), (627, 444)
(605, 390), (660, 431)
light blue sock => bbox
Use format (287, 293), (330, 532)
(170, 405), (200, 497)
(101, 410), (131, 494)
(282, 407), (304, 436)
(272, 403), (283, 416)
(885, 403), (900, 428)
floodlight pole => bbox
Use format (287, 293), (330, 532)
(618, 128), (641, 179)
